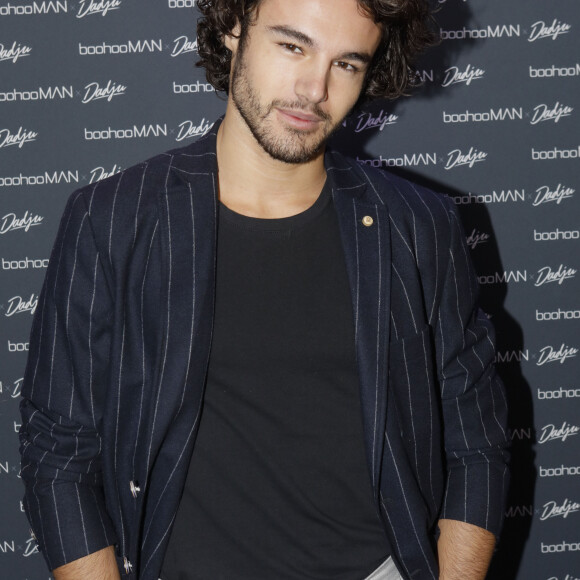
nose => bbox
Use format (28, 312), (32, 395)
(295, 61), (329, 104)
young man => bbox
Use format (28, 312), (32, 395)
(19, 0), (509, 579)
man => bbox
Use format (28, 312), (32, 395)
(19, 0), (509, 578)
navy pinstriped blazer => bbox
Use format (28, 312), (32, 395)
(19, 121), (509, 580)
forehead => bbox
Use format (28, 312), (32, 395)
(253, 0), (382, 55)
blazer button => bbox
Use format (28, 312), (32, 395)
(129, 480), (141, 498)
(362, 215), (374, 227)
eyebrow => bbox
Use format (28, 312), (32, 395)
(266, 24), (373, 64)
(267, 25), (315, 48)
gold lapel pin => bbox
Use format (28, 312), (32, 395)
(362, 215), (374, 227)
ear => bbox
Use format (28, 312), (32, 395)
(224, 21), (242, 54)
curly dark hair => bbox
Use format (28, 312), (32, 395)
(195, 0), (437, 100)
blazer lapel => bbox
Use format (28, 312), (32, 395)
(147, 125), (220, 442)
(327, 153), (392, 501)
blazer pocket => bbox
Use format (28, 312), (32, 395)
(388, 325), (444, 512)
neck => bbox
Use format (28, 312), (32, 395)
(216, 107), (327, 219)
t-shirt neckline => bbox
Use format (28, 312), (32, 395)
(218, 179), (331, 233)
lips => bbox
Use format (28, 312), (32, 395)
(279, 109), (322, 122)
(276, 108), (325, 133)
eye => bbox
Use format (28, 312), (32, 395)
(280, 43), (303, 54)
(334, 60), (359, 73)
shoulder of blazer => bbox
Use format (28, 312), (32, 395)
(328, 148), (456, 228)
(81, 123), (219, 212)
(64, 124), (220, 256)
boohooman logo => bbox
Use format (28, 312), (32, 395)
(0, 86), (73, 102)
(541, 541), (580, 553)
(79, 39), (162, 55)
(0, 170), (78, 187)
(173, 81), (215, 94)
(443, 107), (522, 123)
(539, 466), (580, 478)
(440, 24), (520, 40)
(357, 152), (436, 169)
(530, 64), (580, 78)
(536, 309), (580, 321)
(537, 387), (580, 400)
(0, 1), (68, 16)
(7, 340), (29, 352)
(534, 229), (579, 241)
(532, 146), (579, 160)
(452, 189), (525, 204)
(84, 124), (167, 140)
(2, 257), (48, 269)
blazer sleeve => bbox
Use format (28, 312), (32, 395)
(435, 197), (510, 538)
(19, 189), (118, 571)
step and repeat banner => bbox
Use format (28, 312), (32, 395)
(1, 1), (578, 578)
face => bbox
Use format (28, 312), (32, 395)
(226, 0), (382, 164)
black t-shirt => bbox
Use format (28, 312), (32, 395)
(161, 182), (389, 579)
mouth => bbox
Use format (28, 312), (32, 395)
(276, 108), (324, 129)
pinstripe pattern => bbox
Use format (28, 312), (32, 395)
(19, 122), (508, 579)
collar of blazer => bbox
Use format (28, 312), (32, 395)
(161, 115), (393, 504)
